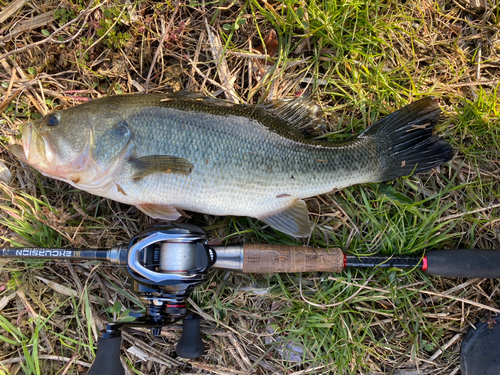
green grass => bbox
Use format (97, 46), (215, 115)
(0, 0), (499, 374)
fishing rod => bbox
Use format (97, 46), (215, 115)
(2, 222), (500, 374)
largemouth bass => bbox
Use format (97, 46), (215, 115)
(11, 93), (453, 237)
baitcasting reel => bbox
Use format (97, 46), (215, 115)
(89, 222), (214, 374)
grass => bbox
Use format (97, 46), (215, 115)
(0, 0), (499, 374)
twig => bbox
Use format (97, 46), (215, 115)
(121, 331), (181, 367)
(144, 1), (180, 92)
(407, 287), (500, 314)
(0, 0), (27, 24)
(186, 56), (235, 95)
(437, 202), (500, 223)
(0, 292), (16, 312)
(300, 275), (374, 308)
(188, 31), (205, 90)
(476, 40), (482, 80)
(228, 51), (271, 59)
(0, 11), (55, 44)
(0, 355), (91, 367)
(204, 18), (239, 103)
(190, 362), (248, 375)
(228, 333), (253, 372)
(422, 278), (480, 304)
(447, 80), (500, 87)
(59, 353), (79, 375)
(288, 365), (326, 375)
(0, 65), (17, 113)
(428, 333), (462, 361)
(10, 62), (46, 115)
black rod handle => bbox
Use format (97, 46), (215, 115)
(176, 315), (205, 359)
(88, 336), (125, 375)
(424, 249), (500, 278)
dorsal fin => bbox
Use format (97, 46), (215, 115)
(258, 95), (325, 138)
(160, 90), (235, 107)
(160, 91), (326, 137)
(162, 90), (207, 100)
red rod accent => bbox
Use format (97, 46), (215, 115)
(422, 256), (428, 272)
(167, 304), (186, 308)
(343, 253), (347, 269)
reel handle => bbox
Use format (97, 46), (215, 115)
(176, 315), (205, 359)
(88, 335), (125, 375)
(87, 315), (205, 373)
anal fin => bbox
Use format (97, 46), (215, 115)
(259, 199), (311, 237)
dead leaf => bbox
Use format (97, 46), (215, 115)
(116, 183), (127, 196)
(0, 292), (16, 312)
(162, 64), (183, 91)
(255, 29), (279, 58)
(0, 160), (12, 184)
(0, 0), (27, 24)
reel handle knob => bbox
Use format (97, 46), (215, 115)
(88, 335), (125, 375)
(176, 315), (205, 359)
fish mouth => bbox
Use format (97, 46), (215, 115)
(11, 123), (56, 172)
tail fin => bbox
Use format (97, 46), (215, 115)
(360, 97), (453, 181)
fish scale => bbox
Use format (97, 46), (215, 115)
(11, 93), (453, 237)
(119, 107), (370, 199)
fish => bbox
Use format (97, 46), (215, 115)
(10, 92), (453, 237)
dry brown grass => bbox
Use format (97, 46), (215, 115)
(0, 0), (499, 374)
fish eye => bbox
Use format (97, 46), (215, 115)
(47, 112), (61, 127)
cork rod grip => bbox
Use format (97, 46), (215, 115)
(242, 244), (344, 274)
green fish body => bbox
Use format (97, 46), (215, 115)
(11, 93), (453, 236)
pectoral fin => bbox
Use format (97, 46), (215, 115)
(259, 199), (311, 237)
(129, 155), (194, 180)
(136, 203), (182, 220)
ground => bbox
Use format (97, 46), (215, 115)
(0, 0), (499, 374)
